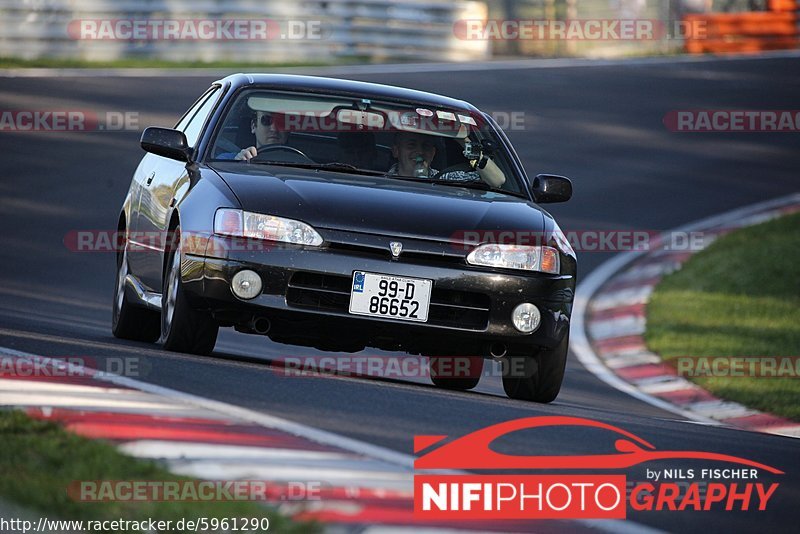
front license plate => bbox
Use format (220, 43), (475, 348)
(349, 271), (432, 322)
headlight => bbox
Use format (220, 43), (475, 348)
(214, 208), (323, 246)
(466, 244), (560, 274)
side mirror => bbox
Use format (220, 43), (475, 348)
(140, 127), (191, 162)
(529, 174), (572, 203)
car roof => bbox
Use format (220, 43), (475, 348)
(215, 73), (479, 113)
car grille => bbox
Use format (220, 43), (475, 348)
(286, 272), (490, 330)
(325, 242), (466, 265)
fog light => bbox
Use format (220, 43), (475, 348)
(231, 270), (262, 300)
(512, 303), (541, 333)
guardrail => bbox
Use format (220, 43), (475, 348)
(685, 0), (799, 53)
(0, 0), (489, 62)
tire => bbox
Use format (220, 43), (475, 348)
(112, 244), (161, 342)
(161, 227), (219, 355)
(429, 356), (484, 391)
(502, 331), (569, 403)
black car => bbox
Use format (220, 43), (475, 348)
(113, 73), (576, 402)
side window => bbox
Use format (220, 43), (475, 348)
(179, 86), (220, 147)
(174, 87), (216, 131)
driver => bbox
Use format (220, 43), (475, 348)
(218, 111), (289, 161)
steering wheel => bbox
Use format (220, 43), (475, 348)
(253, 145), (314, 164)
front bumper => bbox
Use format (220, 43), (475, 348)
(182, 236), (574, 355)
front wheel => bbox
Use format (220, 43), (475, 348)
(112, 244), (160, 342)
(161, 227), (219, 355)
(502, 332), (569, 403)
(429, 356), (484, 391)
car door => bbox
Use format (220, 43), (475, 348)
(132, 85), (222, 291)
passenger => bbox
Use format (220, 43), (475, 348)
(388, 131), (480, 181)
(387, 132), (438, 178)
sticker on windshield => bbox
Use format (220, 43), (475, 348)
(458, 114), (477, 126)
(437, 111), (457, 121)
(401, 112), (420, 127)
(416, 108), (434, 117)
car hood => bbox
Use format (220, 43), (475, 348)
(211, 164), (546, 242)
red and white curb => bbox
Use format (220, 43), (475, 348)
(0, 348), (419, 525)
(1, 346), (657, 533)
(572, 193), (800, 438)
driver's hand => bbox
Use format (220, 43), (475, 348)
(234, 146), (257, 161)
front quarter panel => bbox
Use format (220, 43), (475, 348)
(174, 167), (241, 259)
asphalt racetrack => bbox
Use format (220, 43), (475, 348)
(1, 55), (799, 532)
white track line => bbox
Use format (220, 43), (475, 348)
(118, 441), (355, 461)
(0, 346), (414, 469)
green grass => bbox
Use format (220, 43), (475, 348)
(645, 210), (800, 421)
(0, 56), (371, 69)
(0, 410), (316, 533)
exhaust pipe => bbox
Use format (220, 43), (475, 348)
(250, 317), (271, 335)
(489, 342), (507, 359)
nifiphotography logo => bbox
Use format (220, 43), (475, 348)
(412, 416), (783, 520)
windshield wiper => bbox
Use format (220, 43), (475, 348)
(434, 178), (492, 190)
(246, 160), (387, 176)
(389, 175), (527, 199)
(432, 178), (529, 199)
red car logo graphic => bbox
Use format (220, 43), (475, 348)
(414, 416), (783, 473)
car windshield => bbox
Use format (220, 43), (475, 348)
(207, 89), (526, 196)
